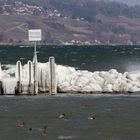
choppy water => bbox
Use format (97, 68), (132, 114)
(0, 95), (140, 140)
(0, 45), (140, 72)
(0, 45), (140, 139)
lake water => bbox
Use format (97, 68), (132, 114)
(0, 94), (140, 140)
(1, 45), (140, 72)
(0, 45), (140, 139)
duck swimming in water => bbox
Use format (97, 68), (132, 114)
(59, 113), (66, 119)
(88, 116), (96, 120)
(41, 125), (48, 136)
(29, 127), (33, 131)
(83, 104), (89, 108)
(18, 121), (26, 128)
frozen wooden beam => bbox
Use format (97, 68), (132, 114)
(49, 57), (57, 95)
(33, 54), (38, 95)
(28, 61), (33, 95)
(0, 81), (4, 95)
(15, 61), (22, 95)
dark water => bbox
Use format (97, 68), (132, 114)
(0, 45), (140, 72)
(0, 95), (140, 140)
(0, 45), (140, 139)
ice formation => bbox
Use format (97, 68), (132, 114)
(56, 65), (140, 93)
(1, 62), (140, 94)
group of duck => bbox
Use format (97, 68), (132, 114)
(18, 112), (96, 136)
(18, 121), (48, 136)
(58, 113), (96, 120)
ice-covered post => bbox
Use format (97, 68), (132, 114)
(33, 41), (38, 95)
(49, 56), (57, 95)
(0, 62), (2, 78)
(28, 29), (42, 95)
(15, 61), (22, 95)
(0, 81), (4, 95)
(0, 63), (4, 95)
(28, 60), (33, 94)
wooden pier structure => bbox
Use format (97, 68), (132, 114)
(0, 56), (57, 95)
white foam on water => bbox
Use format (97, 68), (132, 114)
(58, 135), (75, 139)
(134, 48), (140, 50)
(2, 64), (16, 77)
(19, 45), (31, 48)
(20, 58), (26, 60)
(126, 63), (140, 72)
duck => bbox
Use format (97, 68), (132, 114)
(84, 104), (89, 108)
(29, 127), (33, 131)
(59, 113), (66, 119)
(41, 125), (48, 136)
(18, 121), (26, 128)
(88, 116), (96, 120)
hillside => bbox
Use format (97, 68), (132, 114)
(0, 0), (140, 45)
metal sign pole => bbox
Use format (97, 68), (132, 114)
(33, 41), (38, 95)
(34, 41), (36, 56)
(28, 29), (41, 95)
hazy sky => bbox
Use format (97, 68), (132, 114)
(109, 0), (140, 5)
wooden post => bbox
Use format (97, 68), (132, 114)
(0, 63), (3, 95)
(28, 61), (33, 95)
(15, 61), (22, 95)
(49, 57), (57, 95)
(0, 62), (2, 79)
(33, 42), (38, 95)
(0, 81), (4, 95)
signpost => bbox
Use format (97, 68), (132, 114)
(28, 29), (42, 41)
(28, 29), (42, 95)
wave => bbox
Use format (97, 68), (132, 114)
(19, 45), (32, 48)
(58, 135), (75, 139)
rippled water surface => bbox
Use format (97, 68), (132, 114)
(0, 45), (140, 72)
(0, 95), (140, 140)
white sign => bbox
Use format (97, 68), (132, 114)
(28, 29), (42, 41)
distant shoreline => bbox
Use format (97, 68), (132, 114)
(0, 44), (140, 47)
